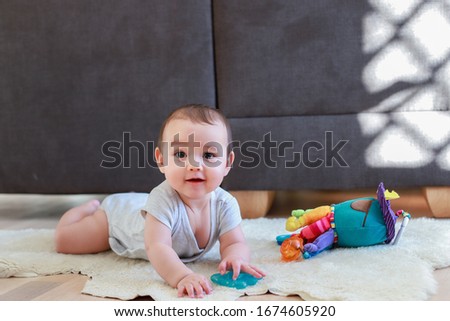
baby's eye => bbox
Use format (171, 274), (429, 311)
(175, 151), (187, 159)
(204, 152), (215, 160)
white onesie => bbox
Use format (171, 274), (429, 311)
(100, 180), (242, 262)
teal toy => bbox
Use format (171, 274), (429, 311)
(210, 271), (261, 289)
(279, 182), (411, 261)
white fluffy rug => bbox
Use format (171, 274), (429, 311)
(1, 218), (450, 301)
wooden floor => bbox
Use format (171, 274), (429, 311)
(0, 189), (449, 301)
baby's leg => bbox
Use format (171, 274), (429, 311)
(56, 200), (100, 227)
(55, 200), (110, 254)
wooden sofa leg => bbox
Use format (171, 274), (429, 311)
(423, 186), (450, 218)
(229, 190), (276, 219)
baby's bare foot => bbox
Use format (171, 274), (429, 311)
(85, 199), (100, 212)
(74, 199), (100, 216)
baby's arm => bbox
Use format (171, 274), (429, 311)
(218, 225), (266, 280)
(144, 214), (212, 298)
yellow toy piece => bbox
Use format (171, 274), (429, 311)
(285, 205), (332, 231)
(384, 189), (399, 200)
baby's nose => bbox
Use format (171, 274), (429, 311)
(188, 159), (202, 171)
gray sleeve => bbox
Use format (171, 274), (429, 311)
(141, 183), (177, 230)
(217, 194), (242, 236)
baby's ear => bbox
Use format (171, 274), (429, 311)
(154, 147), (165, 173)
(224, 151), (235, 174)
(229, 150), (236, 166)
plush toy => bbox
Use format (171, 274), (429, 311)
(278, 182), (411, 262)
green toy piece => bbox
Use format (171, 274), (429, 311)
(210, 271), (262, 289)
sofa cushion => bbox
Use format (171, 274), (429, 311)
(213, 0), (372, 117)
(222, 111), (450, 190)
(0, 0), (216, 193)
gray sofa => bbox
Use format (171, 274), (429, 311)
(1, 1), (449, 214)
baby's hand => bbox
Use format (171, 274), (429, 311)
(218, 255), (266, 281)
(177, 273), (212, 298)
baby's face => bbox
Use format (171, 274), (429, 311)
(156, 118), (233, 202)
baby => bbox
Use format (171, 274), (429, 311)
(54, 104), (265, 298)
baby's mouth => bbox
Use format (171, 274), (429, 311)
(186, 178), (205, 183)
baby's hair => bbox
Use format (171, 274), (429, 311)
(157, 104), (233, 154)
